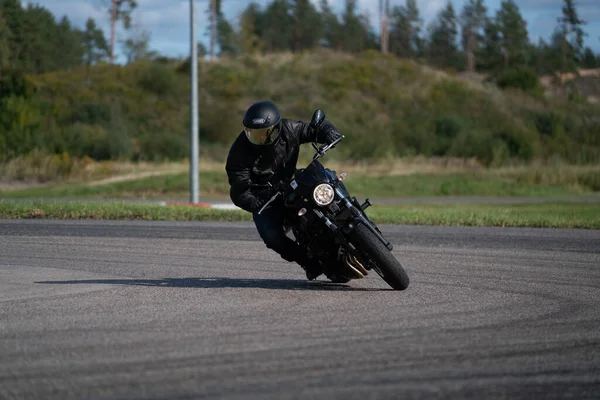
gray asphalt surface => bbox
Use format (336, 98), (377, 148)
(1, 220), (599, 399)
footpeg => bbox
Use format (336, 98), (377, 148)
(360, 198), (372, 210)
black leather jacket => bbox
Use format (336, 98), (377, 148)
(226, 119), (338, 213)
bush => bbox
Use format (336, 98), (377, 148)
(138, 62), (180, 97)
(137, 132), (188, 161)
(433, 116), (464, 156)
(70, 102), (112, 126)
(496, 66), (540, 93)
(0, 96), (43, 160)
(495, 129), (536, 161)
(534, 111), (567, 138)
(0, 68), (36, 101)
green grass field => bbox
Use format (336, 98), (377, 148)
(2, 169), (599, 200)
(1, 200), (598, 229)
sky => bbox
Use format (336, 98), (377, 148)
(20, 0), (600, 62)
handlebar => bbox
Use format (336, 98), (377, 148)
(312, 135), (344, 160)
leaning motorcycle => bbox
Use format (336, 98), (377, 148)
(258, 109), (410, 291)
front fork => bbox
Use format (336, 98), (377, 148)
(311, 188), (393, 252)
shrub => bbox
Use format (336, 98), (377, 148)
(70, 102), (112, 126)
(0, 68), (36, 100)
(534, 111), (566, 137)
(496, 66), (540, 93)
(433, 115), (464, 156)
(0, 96), (42, 160)
(495, 129), (536, 161)
(138, 62), (180, 97)
(137, 131), (188, 161)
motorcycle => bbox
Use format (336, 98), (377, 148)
(258, 109), (410, 290)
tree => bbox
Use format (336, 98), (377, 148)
(83, 18), (109, 66)
(477, 18), (503, 72)
(581, 47), (598, 68)
(55, 16), (84, 70)
(238, 3), (263, 55)
(109, 0), (138, 63)
(292, 0), (323, 52)
(22, 4), (63, 74)
(426, 1), (458, 69)
(206, 0), (236, 58)
(495, 0), (529, 69)
(319, 0), (342, 50)
(122, 28), (157, 63)
(0, 12), (11, 68)
(557, 0), (586, 74)
(341, 0), (369, 52)
(0, 0), (25, 68)
(389, 0), (423, 58)
(460, 0), (487, 72)
(262, 0), (293, 52)
(207, 0), (217, 59)
(217, 15), (237, 55)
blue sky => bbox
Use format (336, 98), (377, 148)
(21, 0), (600, 62)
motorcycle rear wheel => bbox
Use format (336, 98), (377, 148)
(351, 223), (410, 290)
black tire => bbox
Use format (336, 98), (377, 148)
(350, 222), (409, 290)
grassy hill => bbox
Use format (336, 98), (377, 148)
(5, 50), (600, 170)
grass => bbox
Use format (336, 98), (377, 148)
(2, 168), (599, 200)
(367, 203), (600, 228)
(1, 200), (598, 229)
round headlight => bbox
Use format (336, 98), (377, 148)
(313, 183), (335, 206)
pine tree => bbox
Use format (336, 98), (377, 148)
(460, 0), (487, 72)
(262, 0), (293, 52)
(238, 3), (263, 54)
(581, 47), (598, 68)
(0, 12), (11, 68)
(55, 16), (84, 70)
(292, 0), (323, 52)
(389, 0), (423, 58)
(0, 0), (25, 68)
(477, 18), (503, 73)
(319, 0), (342, 50)
(341, 0), (368, 52)
(206, 0), (236, 58)
(427, 1), (458, 69)
(83, 18), (109, 66)
(557, 0), (586, 74)
(217, 15), (237, 55)
(109, 0), (137, 63)
(22, 4), (60, 74)
(495, 0), (529, 69)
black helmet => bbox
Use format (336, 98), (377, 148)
(243, 100), (282, 145)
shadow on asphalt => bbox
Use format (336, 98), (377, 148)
(36, 277), (387, 291)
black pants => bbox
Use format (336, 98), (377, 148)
(252, 204), (308, 265)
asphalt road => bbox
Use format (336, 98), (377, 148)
(1, 220), (599, 400)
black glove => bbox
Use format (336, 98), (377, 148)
(316, 120), (342, 145)
(251, 186), (278, 213)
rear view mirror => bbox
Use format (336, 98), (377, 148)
(310, 109), (326, 129)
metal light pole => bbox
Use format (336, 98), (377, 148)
(189, 0), (200, 204)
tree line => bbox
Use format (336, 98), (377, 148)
(208, 0), (599, 76)
(0, 0), (598, 77)
(0, 0), (143, 74)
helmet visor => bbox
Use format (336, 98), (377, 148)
(245, 125), (279, 145)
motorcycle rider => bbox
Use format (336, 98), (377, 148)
(225, 100), (342, 280)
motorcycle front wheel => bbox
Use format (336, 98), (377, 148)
(351, 223), (410, 290)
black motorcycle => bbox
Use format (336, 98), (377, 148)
(258, 109), (410, 290)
